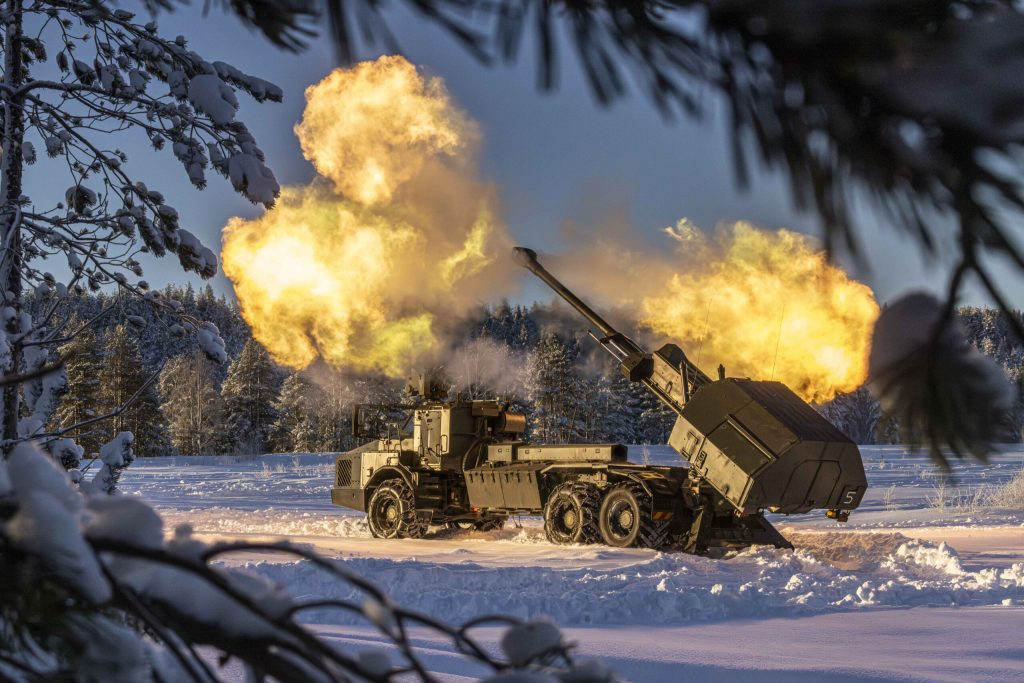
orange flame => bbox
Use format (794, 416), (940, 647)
(222, 56), (878, 400)
(221, 56), (513, 376)
(640, 221), (880, 402)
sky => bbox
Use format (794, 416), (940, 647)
(47, 3), (1023, 309)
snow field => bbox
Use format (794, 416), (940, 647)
(234, 532), (1023, 628)
(120, 445), (1024, 681)
(121, 446), (1024, 626)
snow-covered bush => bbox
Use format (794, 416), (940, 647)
(85, 431), (136, 496)
(984, 469), (1024, 510)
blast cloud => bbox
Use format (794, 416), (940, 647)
(548, 218), (881, 402)
(222, 56), (516, 377)
(222, 56), (879, 402)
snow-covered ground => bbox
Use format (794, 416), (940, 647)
(120, 446), (1024, 682)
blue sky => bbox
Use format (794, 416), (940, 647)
(70, 3), (1023, 308)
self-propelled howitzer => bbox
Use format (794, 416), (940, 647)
(513, 247), (867, 527)
(327, 249), (866, 554)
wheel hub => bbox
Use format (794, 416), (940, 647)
(562, 509), (578, 528)
(384, 503), (398, 524)
(616, 508), (634, 530)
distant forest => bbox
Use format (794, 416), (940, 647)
(44, 286), (1024, 456)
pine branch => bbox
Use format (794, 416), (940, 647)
(0, 353), (70, 389)
(7, 359), (163, 447)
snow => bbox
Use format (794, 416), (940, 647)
(187, 74), (239, 125)
(868, 293), (1015, 414)
(100, 431), (135, 468)
(196, 321), (228, 363)
(501, 620), (567, 667)
(227, 152), (279, 207)
(85, 495), (164, 549)
(119, 446), (1024, 681)
(174, 228), (218, 278)
(4, 443), (111, 603)
(213, 61), (283, 103)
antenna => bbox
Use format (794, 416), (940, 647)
(770, 303), (787, 381)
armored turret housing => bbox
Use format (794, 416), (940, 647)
(670, 379), (865, 515)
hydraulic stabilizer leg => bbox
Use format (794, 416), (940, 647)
(703, 513), (793, 550)
(675, 491), (794, 553)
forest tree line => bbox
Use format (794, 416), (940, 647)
(48, 287), (1024, 456)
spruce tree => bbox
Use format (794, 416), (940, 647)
(220, 339), (282, 453)
(634, 382), (675, 444)
(271, 372), (320, 453)
(310, 374), (359, 452)
(51, 321), (104, 455)
(601, 367), (641, 444)
(159, 350), (225, 455)
(524, 331), (582, 443)
(97, 325), (169, 456)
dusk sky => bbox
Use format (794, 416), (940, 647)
(91, 3), (1024, 309)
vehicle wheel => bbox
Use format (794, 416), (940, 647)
(543, 482), (600, 545)
(597, 483), (670, 549)
(367, 480), (427, 539)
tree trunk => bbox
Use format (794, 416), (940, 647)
(0, 0), (25, 453)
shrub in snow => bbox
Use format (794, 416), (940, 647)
(984, 469), (1024, 509)
(83, 432), (136, 496)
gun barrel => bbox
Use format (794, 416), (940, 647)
(512, 247), (626, 342)
(515, 245), (713, 414)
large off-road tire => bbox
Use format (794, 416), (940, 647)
(446, 517), (507, 532)
(543, 482), (601, 545)
(597, 482), (670, 549)
(367, 480), (427, 539)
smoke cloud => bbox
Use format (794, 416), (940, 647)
(222, 56), (516, 377)
(546, 217), (880, 402)
(222, 56), (879, 403)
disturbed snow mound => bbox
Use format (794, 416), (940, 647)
(159, 507), (371, 538)
(247, 536), (1024, 627)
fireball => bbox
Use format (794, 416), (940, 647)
(641, 221), (880, 402)
(222, 56), (512, 376)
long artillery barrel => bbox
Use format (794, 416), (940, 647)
(513, 247), (711, 415)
